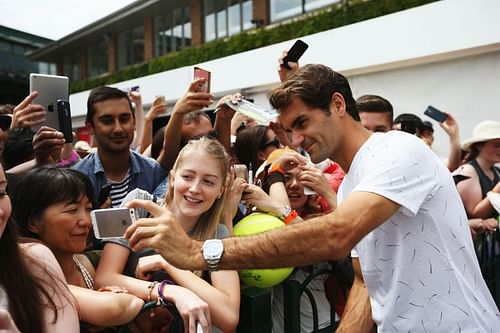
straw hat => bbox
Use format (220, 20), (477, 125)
(462, 120), (500, 151)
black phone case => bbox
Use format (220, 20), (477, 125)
(57, 100), (73, 143)
(424, 105), (447, 123)
(282, 40), (309, 69)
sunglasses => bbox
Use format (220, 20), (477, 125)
(260, 136), (280, 149)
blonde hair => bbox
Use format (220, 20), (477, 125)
(164, 137), (230, 242)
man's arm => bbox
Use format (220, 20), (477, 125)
(336, 258), (375, 333)
(125, 191), (400, 271)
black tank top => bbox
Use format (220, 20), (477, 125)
(468, 159), (500, 218)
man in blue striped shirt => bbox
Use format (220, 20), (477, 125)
(73, 86), (164, 208)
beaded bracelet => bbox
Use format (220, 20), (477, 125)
(157, 279), (175, 307)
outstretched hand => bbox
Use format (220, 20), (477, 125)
(124, 200), (201, 271)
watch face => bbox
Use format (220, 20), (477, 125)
(204, 240), (223, 258)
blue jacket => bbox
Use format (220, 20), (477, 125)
(72, 150), (165, 202)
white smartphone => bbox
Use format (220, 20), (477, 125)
(29, 73), (69, 133)
(90, 207), (136, 239)
(196, 322), (203, 333)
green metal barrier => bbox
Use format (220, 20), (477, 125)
(237, 286), (273, 333)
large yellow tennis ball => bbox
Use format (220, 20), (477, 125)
(233, 213), (294, 288)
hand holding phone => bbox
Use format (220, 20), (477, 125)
(193, 67), (211, 93)
(91, 207), (136, 239)
(424, 105), (447, 123)
(282, 40), (308, 70)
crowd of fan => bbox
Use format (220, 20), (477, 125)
(0, 49), (499, 333)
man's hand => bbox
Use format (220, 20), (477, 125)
(277, 50), (300, 82)
(32, 126), (65, 166)
(124, 199), (201, 270)
(172, 78), (213, 116)
(11, 91), (45, 128)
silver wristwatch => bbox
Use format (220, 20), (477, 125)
(201, 239), (224, 272)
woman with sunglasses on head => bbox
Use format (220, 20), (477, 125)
(234, 125), (281, 176)
(0, 163), (79, 332)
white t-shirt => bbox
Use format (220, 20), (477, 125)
(340, 131), (499, 332)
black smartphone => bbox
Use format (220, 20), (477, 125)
(424, 105), (447, 123)
(56, 99), (73, 143)
(97, 184), (112, 207)
(401, 119), (417, 135)
(282, 40), (309, 69)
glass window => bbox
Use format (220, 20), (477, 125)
(204, 0), (254, 42)
(87, 37), (108, 77)
(154, 4), (191, 57)
(117, 25), (144, 68)
(270, 0), (339, 22)
(63, 50), (81, 81)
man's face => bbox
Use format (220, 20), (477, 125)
(181, 116), (213, 140)
(279, 97), (339, 163)
(87, 98), (135, 154)
(359, 111), (392, 133)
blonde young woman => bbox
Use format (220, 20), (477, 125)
(95, 137), (240, 333)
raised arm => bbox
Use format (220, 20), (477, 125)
(139, 96), (167, 154)
(124, 191), (400, 271)
(440, 112), (461, 172)
(157, 78), (212, 171)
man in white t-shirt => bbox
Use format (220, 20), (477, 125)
(123, 64), (500, 332)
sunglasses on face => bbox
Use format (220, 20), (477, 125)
(260, 136), (280, 149)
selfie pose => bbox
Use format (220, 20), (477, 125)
(96, 137), (240, 333)
(124, 64), (499, 332)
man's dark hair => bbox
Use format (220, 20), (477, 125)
(183, 110), (212, 125)
(269, 64), (359, 121)
(394, 113), (425, 136)
(356, 94), (394, 126)
(86, 86), (133, 124)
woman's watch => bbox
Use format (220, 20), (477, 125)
(201, 239), (224, 272)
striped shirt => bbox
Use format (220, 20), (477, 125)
(108, 173), (131, 207)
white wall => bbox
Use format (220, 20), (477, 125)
(70, 0), (500, 156)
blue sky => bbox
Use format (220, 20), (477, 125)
(0, 0), (136, 40)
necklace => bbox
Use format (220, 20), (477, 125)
(73, 256), (94, 290)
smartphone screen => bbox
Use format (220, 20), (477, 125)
(91, 207), (136, 239)
(282, 40), (309, 69)
(424, 105), (447, 123)
(194, 67), (211, 93)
